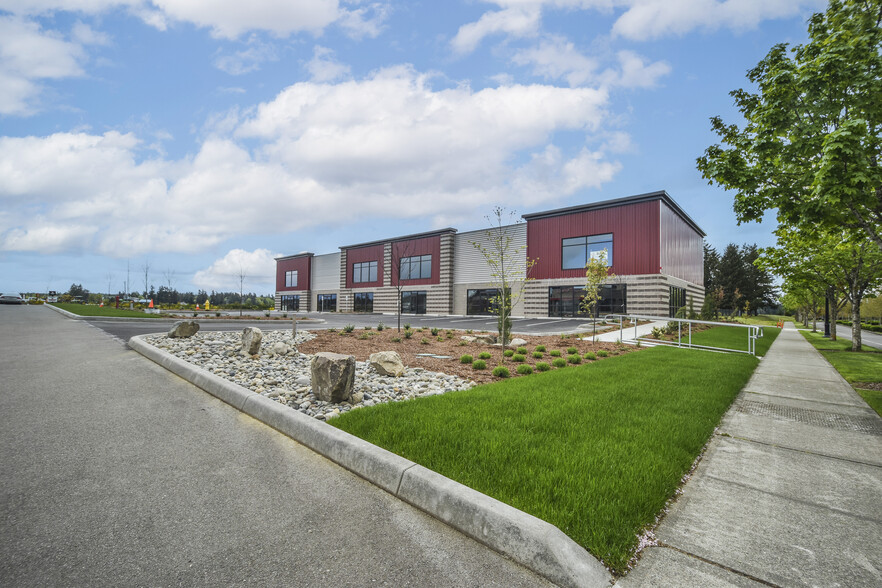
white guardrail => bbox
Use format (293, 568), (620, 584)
(606, 314), (764, 356)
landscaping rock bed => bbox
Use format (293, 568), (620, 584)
(142, 329), (476, 420)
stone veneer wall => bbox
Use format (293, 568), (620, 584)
(522, 274), (704, 318)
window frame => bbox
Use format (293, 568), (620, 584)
(353, 292), (374, 312)
(399, 254), (432, 281)
(285, 270), (298, 288)
(352, 260), (378, 284)
(561, 233), (613, 270)
(280, 295), (300, 311)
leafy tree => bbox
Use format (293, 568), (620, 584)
(703, 243), (720, 294)
(67, 283), (88, 300)
(581, 250), (615, 342)
(697, 0), (882, 252)
(471, 207), (536, 348)
(707, 243), (778, 314)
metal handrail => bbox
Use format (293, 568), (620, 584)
(605, 314), (764, 356)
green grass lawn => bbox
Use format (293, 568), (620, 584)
(800, 329), (882, 417)
(732, 314), (790, 327)
(677, 324), (780, 356)
(331, 346), (760, 574)
(50, 302), (162, 318)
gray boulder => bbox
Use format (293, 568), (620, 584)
(460, 335), (476, 343)
(475, 333), (497, 344)
(508, 338), (528, 348)
(272, 341), (294, 356)
(241, 327), (263, 355)
(168, 320), (199, 338)
(369, 351), (405, 377)
(311, 352), (355, 403)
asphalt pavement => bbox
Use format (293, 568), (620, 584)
(834, 322), (882, 350)
(0, 304), (550, 587)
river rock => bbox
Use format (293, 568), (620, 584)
(168, 320), (199, 338)
(241, 327), (263, 355)
(311, 352), (355, 402)
(369, 351), (405, 377)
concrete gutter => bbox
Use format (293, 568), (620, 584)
(129, 334), (613, 588)
(45, 304), (324, 324)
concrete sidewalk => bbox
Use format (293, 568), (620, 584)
(620, 324), (882, 587)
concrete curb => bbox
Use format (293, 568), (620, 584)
(45, 304), (325, 324)
(129, 334), (613, 588)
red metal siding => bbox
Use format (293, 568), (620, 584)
(345, 244), (385, 289)
(392, 236), (440, 286)
(659, 203), (704, 285)
(527, 200), (661, 279)
(276, 256), (311, 292)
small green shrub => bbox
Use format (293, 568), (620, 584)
(566, 346), (578, 354)
(460, 354), (474, 364)
(420, 337), (429, 345)
(377, 323), (385, 331)
(404, 329), (414, 339)
(512, 354), (526, 363)
(458, 341), (468, 346)
(478, 352), (491, 360)
(364, 325), (372, 331)
(404, 323), (411, 330)
(431, 327), (440, 336)
(415, 327), (424, 332)
(503, 349), (515, 357)
(327, 328), (337, 333)
(472, 360), (487, 370)
(358, 333), (370, 340)
(516, 364), (533, 375)
(437, 336), (444, 342)
(597, 350), (609, 357)
(567, 354), (581, 364)
(549, 350), (562, 357)
(466, 329), (473, 334)
(343, 324), (355, 333)
(583, 351), (597, 360)
(535, 362), (551, 372)
(535, 345), (546, 352)
(532, 351), (544, 359)
(339, 331), (347, 336)
(552, 357), (567, 368)
(516, 346), (527, 354)
(492, 366), (510, 378)
(391, 337), (402, 343)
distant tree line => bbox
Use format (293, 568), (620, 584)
(702, 243), (778, 318)
(65, 283), (274, 309)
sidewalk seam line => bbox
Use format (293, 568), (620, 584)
(702, 474), (882, 524)
(741, 391), (871, 410)
(725, 435), (882, 468)
(654, 543), (782, 587)
(397, 464), (416, 496)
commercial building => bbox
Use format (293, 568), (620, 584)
(275, 190), (705, 318)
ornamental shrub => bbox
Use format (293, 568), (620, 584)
(460, 354), (474, 364)
(583, 351), (597, 360)
(404, 329), (414, 339)
(431, 327), (440, 336)
(420, 337), (429, 345)
(472, 360), (487, 370)
(566, 346), (578, 354)
(551, 358), (567, 368)
(512, 354), (526, 362)
(535, 362), (551, 372)
(391, 337), (402, 343)
(535, 345), (546, 352)
(377, 323), (385, 331)
(597, 350), (609, 357)
(503, 349), (515, 357)
(516, 364), (533, 375)
(567, 354), (581, 364)
(478, 352), (491, 360)
(532, 351), (543, 359)
(516, 346), (527, 354)
(343, 324), (355, 333)
(549, 350), (562, 357)
(492, 366), (510, 378)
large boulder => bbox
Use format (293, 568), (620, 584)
(241, 327), (263, 355)
(508, 338), (529, 348)
(369, 351), (405, 377)
(311, 352), (355, 403)
(474, 333), (497, 344)
(168, 320), (199, 338)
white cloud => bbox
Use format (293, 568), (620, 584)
(603, 50), (670, 88)
(0, 15), (87, 115)
(192, 248), (280, 290)
(304, 46), (351, 82)
(511, 35), (599, 86)
(0, 66), (624, 257)
(451, 6), (541, 54)
(337, 1), (390, 39)
(611, 0), (826, 40)
(214, 35), (278, 75)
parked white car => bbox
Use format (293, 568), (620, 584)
(0, 293), (25, 304)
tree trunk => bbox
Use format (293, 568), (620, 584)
(828, 290), (837, 341)
(851, 295), (863, 351)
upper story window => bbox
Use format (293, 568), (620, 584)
(353, 261), (378, 284)
(561, 234), (613, 269)
(399, 254), (432, 280)
(285, 270), (298, 288)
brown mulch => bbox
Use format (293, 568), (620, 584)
(854, 382), (882, 391)
(298, 326), (637, 384)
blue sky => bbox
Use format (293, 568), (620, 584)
(0, 0), (826, 296)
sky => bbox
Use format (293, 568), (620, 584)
(0, 0), (828, 296)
